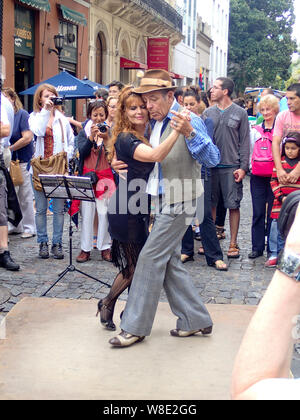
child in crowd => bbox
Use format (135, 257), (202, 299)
(267, 132), (300, 267)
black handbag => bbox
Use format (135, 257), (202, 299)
(82, 143), (103, 185)
(84, 170), (98, 185)
(278, 190), (300, 239)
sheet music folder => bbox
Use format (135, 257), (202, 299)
(39, 174), (95, 202)
(38, 174), (110, 296)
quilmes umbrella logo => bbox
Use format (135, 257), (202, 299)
(55, 85), (77, 91)
(0, 314), (6, 340)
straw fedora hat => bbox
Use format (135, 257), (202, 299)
(133, 69), (176, 94)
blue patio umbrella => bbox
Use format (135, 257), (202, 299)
(19, 70), (95, 99)
(81, 77), (108, 91)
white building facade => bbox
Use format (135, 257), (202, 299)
(88, 0), (183, 86)
(196, 16), (213, 91)
(198, 0), (230, 85)
(168, 0), (229, 88)
(169, 0), (198, 85)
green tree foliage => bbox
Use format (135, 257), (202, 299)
(228, 0), (297, 95)
(285, 47), (300, 87)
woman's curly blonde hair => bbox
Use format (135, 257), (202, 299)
(106, 86), (150, 163)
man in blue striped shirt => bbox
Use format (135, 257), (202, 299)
(169, 99), (220, 167)
(145, 98), (220, 196)
(109, 70), (220, 348)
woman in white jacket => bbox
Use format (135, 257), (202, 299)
(29, 83), (74, 259)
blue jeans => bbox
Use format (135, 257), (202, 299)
(31, 177), (65, 245)
(269, 220), (285, 258)
(250, 174), (274, 253)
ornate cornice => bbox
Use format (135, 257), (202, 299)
(91, 0), (183, 44)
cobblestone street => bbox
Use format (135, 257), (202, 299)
(1, 175), (299, 377)
(0, 175), (275, 309)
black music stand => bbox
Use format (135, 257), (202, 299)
(39, 174), (111, 297)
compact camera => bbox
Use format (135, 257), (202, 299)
(97, 123), (108, 133)
(51, 97), (64, 106)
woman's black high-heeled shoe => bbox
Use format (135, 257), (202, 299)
(96, 300), (116, 331)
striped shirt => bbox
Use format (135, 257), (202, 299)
(148, 101), (220, 195)
(270, 158), (300, 219)
(169, 101), (220, 168)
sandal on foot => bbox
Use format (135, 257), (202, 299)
(209, 260), (228, 271)
(197, 247), (205, 255)
(216, 226), (226, 240)
(227, 244), (240, 259)
(181, 254), (194, 263)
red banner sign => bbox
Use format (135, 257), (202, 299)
(147, 38), (169, 71)
(120, 57), (148, 70)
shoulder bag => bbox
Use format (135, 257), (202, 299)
(31, 119), (68, 191)
(10, 159), (24, 186)
(83, 142), (104, 185)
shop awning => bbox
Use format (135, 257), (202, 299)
(120, 57), (148, 70)
(18, 0), (50, 12)
(169, 72), (184, 80)
(59, 4), (87, 26)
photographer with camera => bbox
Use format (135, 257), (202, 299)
(28, 83), (74, 259)
(76, 100), (115, 263)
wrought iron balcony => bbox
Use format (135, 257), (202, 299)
(133, 0), (183, 32)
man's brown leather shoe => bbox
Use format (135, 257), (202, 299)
(101, 248), (112, 262)
(76, 250), (90, 263)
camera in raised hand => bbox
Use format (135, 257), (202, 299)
(51, 97), (64, 106)
(97, 123), (108, 133)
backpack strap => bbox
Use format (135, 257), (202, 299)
(253, 125), (264, 135)
(253, 125), (273, 141)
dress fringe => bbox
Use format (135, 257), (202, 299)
(111, 240), (144, 278)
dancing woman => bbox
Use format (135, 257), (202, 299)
(96, 86), (183, 330)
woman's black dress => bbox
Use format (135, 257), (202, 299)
(108, 132), (154, 276)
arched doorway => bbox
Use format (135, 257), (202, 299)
(138, 44), (146, 66)
(96, 31), (106, 84)
(120, 37), (131, 84)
